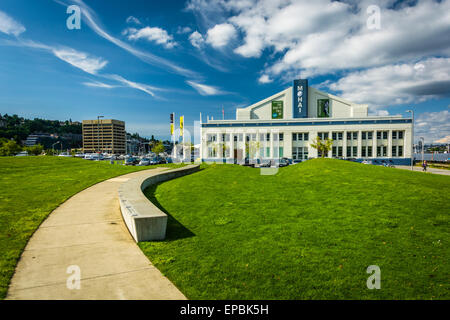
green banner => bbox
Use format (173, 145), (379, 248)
(272, 101), (283, 119)
(317, 99), (330, 118)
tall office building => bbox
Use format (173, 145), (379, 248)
(82, 119), (126, 154)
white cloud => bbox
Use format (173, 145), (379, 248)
(325, 57), (450, 109)
(0, 10), (26, 36)
(105, 74), (163, 97)
(82, 81), (117, 89)
(52, 48), (108, 74)
(126, 16), (141, 25)
(415, 108), (450, 143)
(189, 31), (205, 48)
(68, 0), (197, 77)
(187, 0), (450, 82)
(186, 80), (224, 95)
(206, 23), (236, 48)
(123, 26), (177, 49)
(177, 26), (192, 34)
(258, 74), (272, 84)
(435, 135), (450, 144)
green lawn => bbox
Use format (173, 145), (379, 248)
(141, 159), (450, 299)
(0, 156), (183, 299)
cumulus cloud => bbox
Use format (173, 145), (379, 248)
(186, 80), (225, 95)
(206, 23), (237, 48)
(324, 57), (450, 109)
(0, 10), (26, 36)
(123, 26), (177, 49)
(52, 48), (108, 74)
(177, 26), (192, 34)
(187, 0), (450, 81)
(189, 31), (205, 48)
(415, 108), (450, 143)
(258, 74), (273, 84)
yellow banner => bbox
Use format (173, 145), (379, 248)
(170, 123), (174, 135)
(180, 116), (184, 135)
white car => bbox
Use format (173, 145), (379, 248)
(15, 151), (28, 156)
(138, 158), (151, 166)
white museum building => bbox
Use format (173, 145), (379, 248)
(200, 79), (413, 165)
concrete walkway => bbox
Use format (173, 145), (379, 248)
(396, 165), (450, 176)
(6, 167), (187, 300)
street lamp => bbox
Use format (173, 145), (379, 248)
(97, 115), (104, 155)
(420, 137), (425, 165)
(52, 141), (61, 155)
(406, 110), (414, 170)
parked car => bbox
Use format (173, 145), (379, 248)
(279, 157), (290, 167)
(124, 157), (138, 165)
(361, 160), (373, 165)
(15, 151), (28, 157)
(138, 158), (151, 166)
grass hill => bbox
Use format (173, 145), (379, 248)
(141, 159), (449, 299)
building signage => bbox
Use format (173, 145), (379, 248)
(271, 101), (283, 119)
(292, 79), (308, 118)
(317, 99), (330, 118)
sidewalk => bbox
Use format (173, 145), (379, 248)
(395, 165), (450, 176)
(6, 167), (186, 300)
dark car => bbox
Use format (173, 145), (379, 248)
(279, 157), (290, 167)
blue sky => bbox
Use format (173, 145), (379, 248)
(0, 0), (449, 143)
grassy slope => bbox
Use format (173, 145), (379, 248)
(141, 159), (449, 299)
(0, 156), (182, 299)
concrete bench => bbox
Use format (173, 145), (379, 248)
(118, 165), (200, 242)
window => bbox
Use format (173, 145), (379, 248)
(318, 132), (328, 140)
(331, 132), (343, 141)
(332, 132), (336, 140)
(398, 146), (403, 156)
(362, 132), (366, 140)
(222, 134), (230, 142)
(292, 133), (297, 141)
(368, 146), (372, 157)
(338, 146), (343, 157)
(377, 131), (381, 140)
(260, 133), (265, 141)
(208, 147), (216, 158)
(353, 146), (357, 156)
(239, 134), (243, 142)
(332, 146), (337, 157)
(347, 132), (351, 140)
(266, 133), (270, 141)
(377, 146), (381, 157)
(383, 131), (388, 140)
(347, 146), (351, 157)
(234, 135), (238, 142)
(304, 133), (309, 141)
(279, 133), (284, 141)
(273, 133), (278, 141)
(353, 132), (358, 140)
(392, 146), (397, 157)
(383, 146), (387, 156)
(362, 147), (366, 157)
(279, 147), (284, 157)
(398, 131), (404, 139)
(368, 132), (373, 139)
(266, 147), (270, 157)
(207, 134), (217, 142)
(392, 131), (397, 139)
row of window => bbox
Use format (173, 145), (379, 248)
(207, 130), (405, 143)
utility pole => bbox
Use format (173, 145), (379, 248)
(406, 110), (414, 170)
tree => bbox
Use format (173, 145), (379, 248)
(151, 141), (165, 155)
(310, 136), (333, 158)
(25, 144), (44, 156)
(0, 139), (22, 156)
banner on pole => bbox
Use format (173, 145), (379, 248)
(180, 116), (184, 136)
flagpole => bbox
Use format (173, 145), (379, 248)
(172, 112), (175, 160)
(182, 115), (185, 161)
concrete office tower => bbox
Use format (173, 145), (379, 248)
(201, 79), (413, 165)
(82, 119), (126, 154)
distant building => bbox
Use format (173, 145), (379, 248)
(126, 133), (140, 155)
(82, 119), (126, 154)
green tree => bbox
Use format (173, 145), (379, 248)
(25, 144), (44, 156)
(310, 136), (333, 158)
(0, 139), (22, 156)
(151, 141), (165, 154)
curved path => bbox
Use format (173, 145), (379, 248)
(6, 167), (186, 300)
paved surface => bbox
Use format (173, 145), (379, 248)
(6, 167), (187, 300)
(396, 165), (450, 176)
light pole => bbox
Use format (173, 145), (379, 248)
(420, 137), (425, 165)
(97, 115), (104, 155)
(52, 141), (60, 155)
(406, 110), (414, 170)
